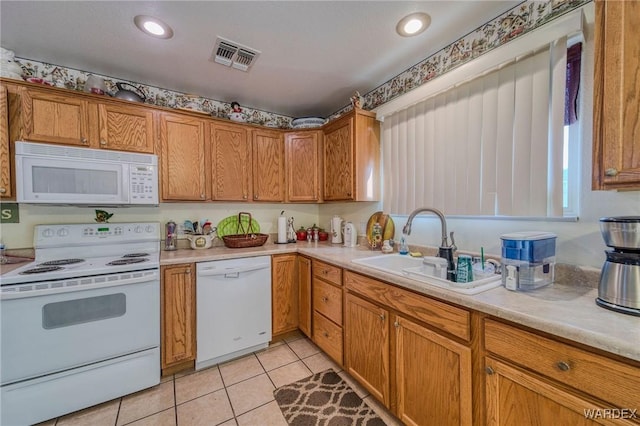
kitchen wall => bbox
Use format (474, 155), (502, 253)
(0, 203), (320, 250)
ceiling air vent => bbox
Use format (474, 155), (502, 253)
(211, 37), (260, 72)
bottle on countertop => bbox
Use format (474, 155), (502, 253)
(399, 235), (409, 255)
(165, 220), (177, 251)
(371, 222), (383, 249)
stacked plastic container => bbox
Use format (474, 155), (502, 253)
(500, 232), (557, 291)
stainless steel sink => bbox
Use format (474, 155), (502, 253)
(351, 254), (502, 295)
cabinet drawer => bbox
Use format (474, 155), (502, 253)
(484, 319), (640, 410)
(313, 278), (343, 326)
(344, 271), (470, 341)
(312, 260), (342, 286)
(313, 311), (343, 366)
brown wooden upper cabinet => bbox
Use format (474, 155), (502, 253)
(0, 84), (11, 198)
(97, 103), (155, 153)
(323, 108), (380, 201)
(160, 113), (208, 201)
(285, 130), (322, 202)
(210, 123), (285, 202)
(252, 129), (284, 202)
(21, 86), (92, 147)
(593, 0), (640, 190)
(210, 121), (252, 201)
(19, 85), (155, 154)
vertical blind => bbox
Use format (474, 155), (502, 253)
(382, 37), (567, 217)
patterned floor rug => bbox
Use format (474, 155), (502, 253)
(274, 369), (386, 426)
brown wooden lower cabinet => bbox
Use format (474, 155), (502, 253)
(484, 357), (637, 426)
(395, 315), (472, 426)
(344, 293), (390, 406)
(298, 255), (312, 337)
(271, 254), (299, 337)
(161, 263), (196, 374)
(344, 282), (472, 426)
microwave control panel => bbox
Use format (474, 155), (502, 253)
(130, 165), (158, 203)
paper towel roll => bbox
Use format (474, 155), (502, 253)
(277, 216), (287, 243)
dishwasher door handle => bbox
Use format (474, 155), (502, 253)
(197, 264), (270, 277)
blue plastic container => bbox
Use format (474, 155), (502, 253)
(500, 232), (556, 263)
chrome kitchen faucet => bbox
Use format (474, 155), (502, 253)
(403, 207), (457, 281)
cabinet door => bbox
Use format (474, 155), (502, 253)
(161, 264), (196, 369)
(485, 357), (631, 426)
(98, 103), (155, 153)
(593, 0), (640, 189)
(0, 85), (10, 197)
(285, 131), (321, 202)
(298, 256), (312, 337)
(210, 122), (251, 201)
(323, 117), (353, 200)
(253, 129), (284, 201)
(344, 293), (390, 406)
(21, 88), (91, 146)
(272, 254), (299, 336)
(160, 113), (207, 201)
(395, 315), (472, 426)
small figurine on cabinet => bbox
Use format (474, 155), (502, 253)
(350, 91), (363, 109)
(228, 101), (247, 122)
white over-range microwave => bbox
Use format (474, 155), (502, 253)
(15, 141), (159, 206)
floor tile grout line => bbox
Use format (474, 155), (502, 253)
(114, 396), (122, 426)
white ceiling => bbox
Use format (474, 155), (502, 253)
(0, 1), (519, 118)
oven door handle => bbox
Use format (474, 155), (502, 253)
(0, 270), (159, 300)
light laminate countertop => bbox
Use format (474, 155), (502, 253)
(165, 241), (636, 363)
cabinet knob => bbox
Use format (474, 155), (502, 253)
(100, 140), (107, 146)
(485, 366), (495, 375)
(347, 192), (352, 196)
(254, 194), (258, 200)
(242, 194), (248, 199)
(322, 296), (328, 303)
(604, 168), (619, 177)
(185, 268), (191, 274)
(81, 137), (88, 145)
(323, 332), (329, 338)
(200, 193), (205, 199)
(322, 269), (328, 275)
(394, 320), (399, 328)
(379, 313), (385, 321)
(556, 361), (571, 372)
(0, 188), (5, 194)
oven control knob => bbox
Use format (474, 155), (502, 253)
(42, 228), (55, 238)
(57, 228), (69, 237)
(114, 227), (123, 235)
(145, 225), (154, 233)
(134, 226), (143, 233)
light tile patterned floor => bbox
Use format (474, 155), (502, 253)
(36, 333), (402, 426)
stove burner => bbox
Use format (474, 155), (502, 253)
(20, 266), (64, 275)
(123, 253), (149, 258)
(40, 258), (85, 266)
(108, 258), (148, 266)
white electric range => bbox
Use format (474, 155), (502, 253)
(0, 222), (161, 425)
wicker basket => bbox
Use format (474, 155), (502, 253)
(221, 212), (269, 248)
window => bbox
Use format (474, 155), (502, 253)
(377, 10), (584, 219)
(382, 39), (568, 217)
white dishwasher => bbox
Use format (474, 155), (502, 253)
(196, 256), (272, 370)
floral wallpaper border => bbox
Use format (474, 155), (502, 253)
(328, 0), (591, 120)
(10, 0), (590, 126)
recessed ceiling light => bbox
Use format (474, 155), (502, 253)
(134, 15), (174, 39)
(396, 12), (431, 37)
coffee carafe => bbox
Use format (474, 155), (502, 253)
(596, 216), (640, 316)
